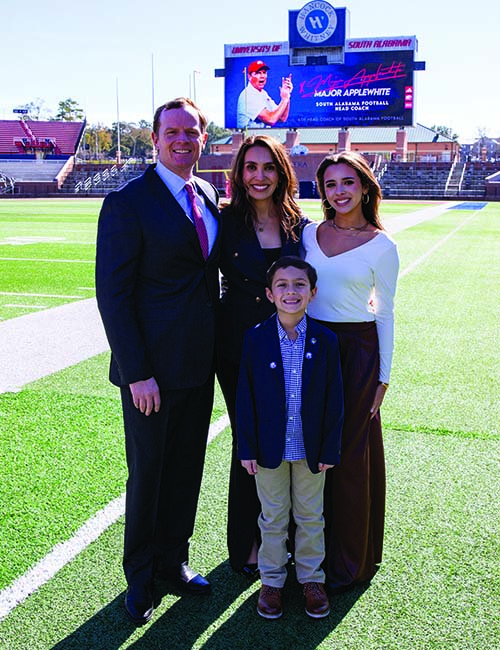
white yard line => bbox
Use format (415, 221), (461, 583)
(0, 201), (475, 620)
(4, 304), (47, 310)
(399, 212), (477, 278)
(0, 257), (94, 263)
(0, 414), (230, 621)
(0, 291), (85, 299)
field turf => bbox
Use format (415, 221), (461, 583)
(0, 199), (498, 649)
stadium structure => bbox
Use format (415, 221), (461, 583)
(1, 117), (498, 201)
(0, 2), (498, 200)
(0, 119), (85, 196)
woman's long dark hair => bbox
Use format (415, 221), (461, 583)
(316, 151), (384, 229)
(228, 135), (302, 240)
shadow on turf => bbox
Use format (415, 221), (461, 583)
(50, 562), (368, 650)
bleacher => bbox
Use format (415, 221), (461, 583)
(0, 119), (85, 195)
(0, 159), (68, 182)
(60, 161), (147, 195)
(0, 120), (84, 156)
(460, 162), (499, 197)
(378, 161), (499, 199)
(0, 170), (14, 195)
(379, 162), (452, 199)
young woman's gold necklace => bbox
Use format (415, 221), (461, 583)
(330, 219), (369, 235)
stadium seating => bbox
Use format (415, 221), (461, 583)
(379, 162), (452, 198)
(0, 159), (68, 182)
(0, 120), (84, 156)
(60, 161), (146, 195)
(378, 161), (499, 199)
(460, 162), (499, 197)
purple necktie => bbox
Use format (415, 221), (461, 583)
(185, 182), (209, 260)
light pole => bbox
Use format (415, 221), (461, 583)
(193, 70), (201, 104)
(151, 54), (157, 163)
(116, 77), (121, 165)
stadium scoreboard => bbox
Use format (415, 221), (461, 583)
(219, 1), (424, 130)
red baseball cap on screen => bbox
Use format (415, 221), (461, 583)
(248, 60), (270, 73)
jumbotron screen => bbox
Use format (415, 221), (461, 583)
(224, 41), (415, 130)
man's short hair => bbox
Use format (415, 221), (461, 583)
(266, 255), (317, 290)
(152, 97), (208, 135)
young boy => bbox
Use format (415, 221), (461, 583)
(236, 256), (344, 619)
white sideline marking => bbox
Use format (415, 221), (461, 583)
(0, 415), (230, 621)
(2, 236), (66, 245)
(400, 212), (477, 278)
(4, 304), (47, 310)
(0, 291), (84, 299)
(0, 257), (94, 264)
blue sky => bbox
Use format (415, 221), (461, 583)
(2, 0), (498, 142)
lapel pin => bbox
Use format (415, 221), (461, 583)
(270, 362), (277, 369)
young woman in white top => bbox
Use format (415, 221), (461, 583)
(302, 151), (399, 593)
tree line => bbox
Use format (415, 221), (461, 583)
(16, 97), (231, 160)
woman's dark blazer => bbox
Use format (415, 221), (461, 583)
(218, 206), (308, 365)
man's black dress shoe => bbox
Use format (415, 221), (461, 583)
(159, 561), (211, 594)
(125, 584), (154, 624)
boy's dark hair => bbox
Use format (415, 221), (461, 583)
(266, 255), (318, 290)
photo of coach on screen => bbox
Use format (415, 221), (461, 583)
(236, 60), (293, 129)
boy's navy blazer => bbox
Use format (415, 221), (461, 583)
(236, 314), (344, 473)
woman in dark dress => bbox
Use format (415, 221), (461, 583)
(217, 134), (308, 576)
(302, 152), (399, 592)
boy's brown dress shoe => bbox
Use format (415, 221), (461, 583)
(303, 582), (330, 618)
(257, 584), (283, 619)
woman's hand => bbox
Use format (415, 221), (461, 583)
(370, 383), (388, 419)
(241, 459), (258, 475)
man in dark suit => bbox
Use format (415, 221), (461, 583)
(95, 97), (220, 624)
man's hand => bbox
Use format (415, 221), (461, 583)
(241, 459), (258, 475)
(280, 75), (293, 100)
(129, 377), (161, 416)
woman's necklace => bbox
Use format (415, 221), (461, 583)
(254, 216), (274, 232)
(329, 219), (369, 235)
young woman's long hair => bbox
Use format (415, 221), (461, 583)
(316, 151), (384, 229)
(229, 135), (302, 240)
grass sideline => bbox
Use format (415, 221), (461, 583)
(0, 200), (499, 648)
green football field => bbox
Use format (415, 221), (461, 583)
(0, 199), (498, 649)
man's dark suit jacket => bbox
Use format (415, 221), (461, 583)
(95, 164), (221, 391)
(236, 314), (344, 474)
